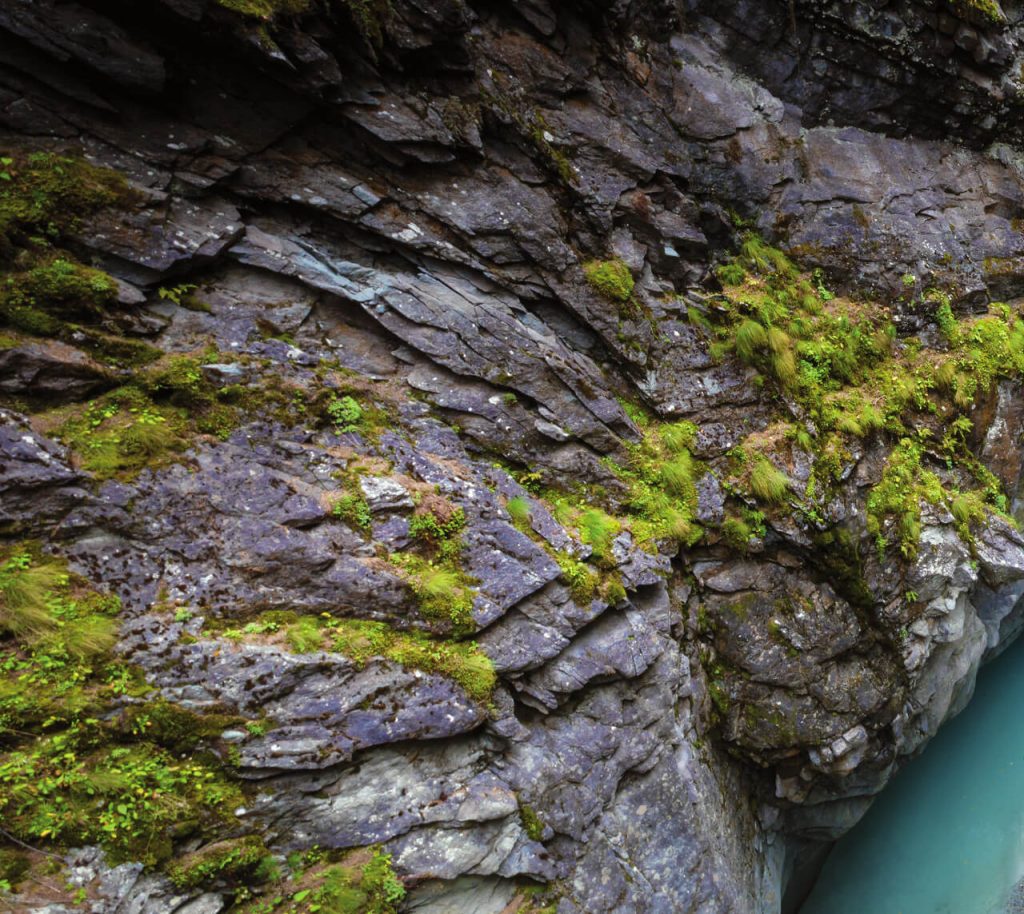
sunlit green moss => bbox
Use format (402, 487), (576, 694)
(583, 258), (635, 304)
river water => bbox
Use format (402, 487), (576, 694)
(801, 634), (1024, 914)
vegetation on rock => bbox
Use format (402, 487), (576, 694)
(583, 259), (635, 305)
(235, 845), (405, 914)
(711, 235), (1019, 558)
(211, 610), (496, 703)
(0, 549), (247, 873)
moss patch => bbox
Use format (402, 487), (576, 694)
(0, 549), (246, 868)
(710, 236), (1020, 559)
(235, 845), (405, 914)
(584, 258), (635, 305)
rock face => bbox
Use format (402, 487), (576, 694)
(4, 2), (1024, 913)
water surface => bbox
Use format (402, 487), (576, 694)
(801, 635), (1024, 914)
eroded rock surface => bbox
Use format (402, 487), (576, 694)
(4, 2), (1024, 913)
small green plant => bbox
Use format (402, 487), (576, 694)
(157, 283), (199, 307)
(327, 395), (364, 433)
(866, 438), (945, 559)
(721, 516), (754, 550)
(332, 492), (372, 530)
(717, 262), (747, 286)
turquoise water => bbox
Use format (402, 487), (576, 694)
(801, 636), (1024, 914)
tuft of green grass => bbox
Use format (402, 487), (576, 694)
(734, 320), (768, 362)
(717, 262), (747, 286)
(577, 508), (620, 563)
(661, 420), (697, 454)
(721, 516), (753, 550)
(767, 326), (790, 354)
(660, 452), (696, 499)
(951, 491), (987, 533)
(740, 234), (796, 277)
(506, 496), (532, 529)
(0, 553), (66, 641)
(749, 457), (791, 504)
(417, 566), (463, 604)
(60, 613), (118, 659)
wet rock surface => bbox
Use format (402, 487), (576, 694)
(3, 1), (1024, 913)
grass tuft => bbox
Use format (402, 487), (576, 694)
(0, 553), (65, 641)
(734, 320), (768, 362)
(505, 496), (532, 529)
(749, 457), (791, 504)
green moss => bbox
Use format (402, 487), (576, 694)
(332, 618), (495, 703)
(866, 438), (945, 559)
(518, 801), (545, 841)
(237, 846), (404, 914)
(145, 355), (208, 406)
(55, 390), (186, 479)
(48, 365), (250, 478)
(394, 557), (476, 628)
(341, 0), (395, 52)
(950, 0), (1004, 23)
(0, 153), (131, 347)
(232, 609), (496, 701)
(0, 849), (30, 887)
(286, 616), (324, 654)
(0, 552), (244, 868)
(600, 419), (705, 550)
(721, 515), (754, 551)
(1, 256), (116, 321)
(168, 836), (273, 890)
(0, 151), (129, 258)
(583, 259), (635, 304)
(121, 700), (243, 753)
(555, 552), (600, 603)
(79, 329), (164, 368)
(215, 0), (309, 19)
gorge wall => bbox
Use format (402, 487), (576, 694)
(4, 1), (1024, 912)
